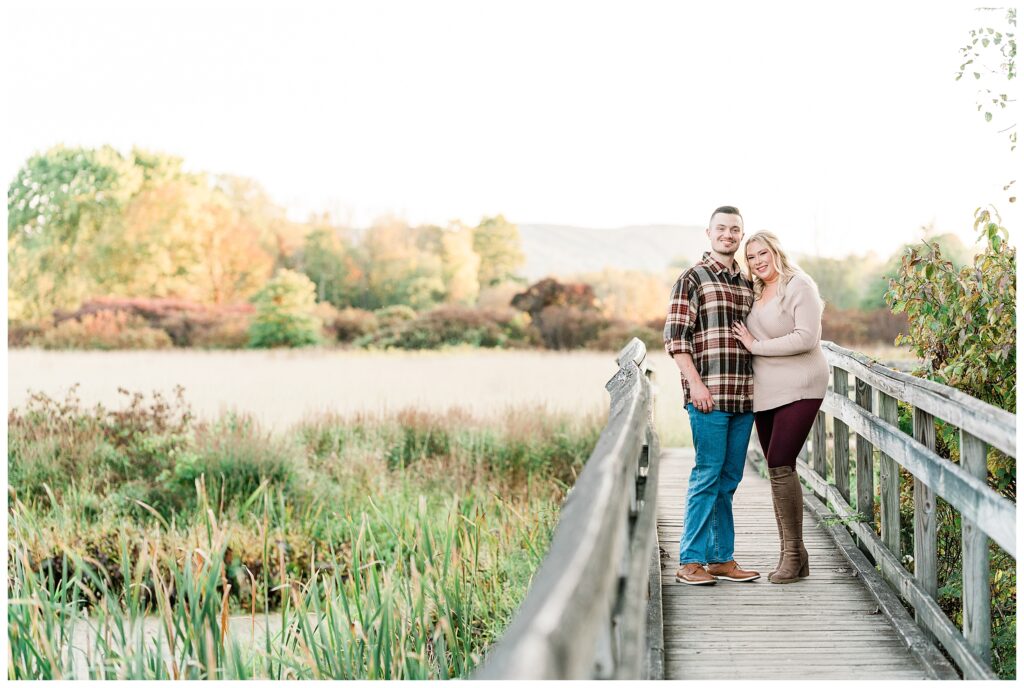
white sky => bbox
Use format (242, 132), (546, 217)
(2, 0), (1019, 258)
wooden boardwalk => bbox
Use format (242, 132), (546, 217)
(658, 447), (933, 680)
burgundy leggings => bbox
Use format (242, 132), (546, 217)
(754, 398), (824, 469)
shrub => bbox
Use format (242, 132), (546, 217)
(51, 297), (255, 348)
(535, 305), (608, 350)
(357, 306), (538, 350)
(313, 301), (343, 342)
(37, 311), (173, 350)
(322, 306), (379, 344)
(886, 207), (1016, 678)
(8, 386), (192, 508)
(8, 320), (45, 348)
(588, 321), (662, 352)
(511, 278), (599, 321)
(248, 269), (322, 348)
(176, 414), (299, 508)
(821, 306), (908, 347)
(374, 304), (417, 329)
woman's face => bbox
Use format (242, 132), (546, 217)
(746, 240), (779, 283)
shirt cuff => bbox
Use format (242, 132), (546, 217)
(665, 338), (695, 357)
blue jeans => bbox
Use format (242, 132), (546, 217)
(679, 404), (755, 565)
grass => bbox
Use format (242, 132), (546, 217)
(8, 387), (604, 679)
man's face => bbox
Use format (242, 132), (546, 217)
(706, 213), (744, 256)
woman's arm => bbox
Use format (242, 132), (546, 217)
(749, 277), (822, 357)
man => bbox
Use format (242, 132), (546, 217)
(663, 205), (759, 585)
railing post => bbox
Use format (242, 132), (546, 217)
(877, 392), (901, 558)
(833, 368), (850, 503)
(812, 411), (827, 481)
(912, 407), (938, 641)
(855, 378), (875, 558)
(960, 429), (991, 664)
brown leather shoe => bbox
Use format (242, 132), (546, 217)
(675, 563), (717, 585)
(706, 560), (761, 582)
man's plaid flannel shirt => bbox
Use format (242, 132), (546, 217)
(663, 252), (754, 413)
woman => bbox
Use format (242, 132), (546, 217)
(730, 231), (828, 584)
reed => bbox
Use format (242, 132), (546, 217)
(8, 390), (597, 679)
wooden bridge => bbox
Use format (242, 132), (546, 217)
(474, 338), (1016, 680)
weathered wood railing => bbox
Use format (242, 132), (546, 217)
(796, 341), (1016, 680)
(473, 337), (662, 679)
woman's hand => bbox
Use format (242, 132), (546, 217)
(731, 321), (756, 351)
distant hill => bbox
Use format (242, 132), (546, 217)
(517, 224), (706, 280)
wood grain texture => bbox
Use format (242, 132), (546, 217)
(833, 367), (850, 503)
(821, 341), (1015, 456)
(854, 378), (874, 529)
(877, 391), (901, 558)
(959, 429), (991, 665)
(657, 448), (935, 680)
(821, 390), (1015, 555)
(476, 339), (654, 679)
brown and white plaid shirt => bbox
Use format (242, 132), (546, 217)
(663, 252), (754, 413)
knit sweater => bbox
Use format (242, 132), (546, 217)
(744, 272), (829, 412)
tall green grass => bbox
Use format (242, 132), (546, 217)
(8, 388), (601, 679)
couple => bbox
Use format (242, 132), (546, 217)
(663, 205), (828, 586)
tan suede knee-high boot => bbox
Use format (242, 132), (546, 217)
(768, 466), (809, 583)
(768, 481), (785, 580)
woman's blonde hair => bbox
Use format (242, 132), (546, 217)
(743, 231), (821, 306)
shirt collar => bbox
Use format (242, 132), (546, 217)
(701, 251), (742, 277)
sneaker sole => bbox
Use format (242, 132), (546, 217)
(712, 574), (761, 582)
(675, 576), (717, 585)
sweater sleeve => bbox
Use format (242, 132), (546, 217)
(749, 277), (822, 357)
(663, 274), (697, 357)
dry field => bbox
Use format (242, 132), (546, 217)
(8, 347), (694, 445)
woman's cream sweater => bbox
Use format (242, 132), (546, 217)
(745, 272), (829, 413)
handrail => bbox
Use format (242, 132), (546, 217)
(473, 338), (661, 679)
(790, 341), (1016, 680)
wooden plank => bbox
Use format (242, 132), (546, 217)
(812, 411), (827, 480)
(912, 406), (938, 642)
(476, 352), (650, 679)
(814, 478), (998, 679)
(820, 391), (1015, 556)
(658, 448), (934, 681)
(877, 391), (901, 558)
(960, 429), (991, 665)
(802, 488), (959, 680)
(855, 378), (874, 532)
(645, 544), (664, 680)
(821, 341), (1015, 457)
(833, 367), (851, 503)
(615, 434), (661, 678)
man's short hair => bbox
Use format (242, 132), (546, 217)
(709, 206), (743, 226)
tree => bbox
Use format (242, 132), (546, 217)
(247, 269), (322, 348)
(295, 220), (357, 307)
(574, 268), (671, 323)
(8, 145), (143, 319)
(215, 174), (306, 268)
(473, 215), (525, 288)
(956, 8), (1017, 151)
(355, 218), (445, 310)
(438, 222), (480, 305)
(956, 7), (1017, 202)
(191, 196), (275, 304)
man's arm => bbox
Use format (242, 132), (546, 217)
(673, 353), (713, 410)
(663, 275), (714, 412)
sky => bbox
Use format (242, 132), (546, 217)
(2, 0), (1018, 259)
